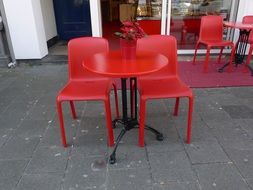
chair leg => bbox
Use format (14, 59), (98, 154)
(173, 97), (180, 116)
(56, 100), (67, 147)
(69, 101), (77, 119)
(228, 45), (236, 73)
(104, 98), (115, 147)
(130, 82), (134, 118)
(112, 83), (120, 118)
(186, 96), (194, 144)
(245, 45), (253, 72)
(139, 98), (146, 147)
(203, 46), (211, 73)
(217, 47), (224, 64)
(192, 42), (200, 65)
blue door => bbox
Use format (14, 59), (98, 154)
(53, 0), (92, 40)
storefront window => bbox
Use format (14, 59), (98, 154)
(136, 0), (163, 35)
(170, 0), (238, 49)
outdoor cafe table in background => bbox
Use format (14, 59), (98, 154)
(84, 50), (168, 164)
(219, 21), (253, 75)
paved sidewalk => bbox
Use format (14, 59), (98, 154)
(0, 64), (253, 190)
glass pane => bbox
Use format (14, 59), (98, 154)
(101, 0), (139, 50)
(136, 0), (163, 35)
(170, 0), (238, 50)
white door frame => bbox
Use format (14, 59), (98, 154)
(89, 0), (102, 37)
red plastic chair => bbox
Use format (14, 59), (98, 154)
(137, 35), (194, 147)
(193, 15), (235, 72)
(56, 37), (119, 147)
(243, 16), (253, 68)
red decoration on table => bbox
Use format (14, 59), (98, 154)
(114, 21), (146, 60)
(120, 38), (137, 60)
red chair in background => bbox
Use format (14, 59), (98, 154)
(243, 16), (253, 69)
(56, 37), (119, 147)
(193, 15), (235, 73)
(137, 35), (194, 147)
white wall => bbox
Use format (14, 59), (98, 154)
(90, 0), (102, 37)
(40, 0), (57, 41)
(237, 0), (253, 21)
(3, 0), (48, 59)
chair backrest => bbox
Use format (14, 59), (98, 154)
(137, 35), (178, 75)
(68, 37), (109, 80)
(242, 15), (253, 44)
(199, 15), (224, 42)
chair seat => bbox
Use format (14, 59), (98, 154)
(58, 80), (111, 101)
(199, 40), (234, 47)
(139, 77), (193, 99)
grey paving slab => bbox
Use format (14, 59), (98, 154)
(0, 135), (40, 159)
(108, 145), (149, 170)
(185, 139), (230, 164)
(152, 181), (201, 190)
(16, 173), (62, 190)
(73, 133), (109, 157)
(205, 92), (240, 105)
(199, 106), (231, 123)
(0, 160), (28, 190)
(40, 120), (77, 147)
(176, 116), (216, 142)
(145, 120), (184, 154)
(14, 119), (49, 139)
(78, 116), (108, 135)
(0, 127), (12, 148)
(207, 120), (250, 143)
(0, 95), (15, 114)
(84, 101), (108, 118)
(224, 147), (253, 179)
(193, 163), (250, 190)
(222, 105), (253, 119)
(1, 64), (253, 189)
(107, 168), (152, 190)
(26, 105), (56, 120)
(144, 100), (168, 117)
(0, 105), (30, 130)
(25, 145), (69, 174)
(229, 87), (253, 99)
(62, 153), (107, 190)
(238, 119), (253, 138)
(149, 151), (197, 183)
(246, 178), (253, 190)
(240, 97), (253, 108)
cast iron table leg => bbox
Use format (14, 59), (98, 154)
(218, 29), (253, 75)
(109, 78), (163, 164)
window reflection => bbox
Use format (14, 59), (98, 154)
(171, 0), (237, 50)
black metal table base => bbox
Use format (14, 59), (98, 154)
(218, 57), (253, 76)
(218, 29), (253, 76)
(109, 118), (164, 164)
(109, 77), (163, 164)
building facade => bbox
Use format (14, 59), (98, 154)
(0, 0), (252, 63)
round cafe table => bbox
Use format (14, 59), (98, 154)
(84, 50), (168, 164)
(219, 21), (253, 75)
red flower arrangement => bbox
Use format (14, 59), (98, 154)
(114, 21), (146, 41)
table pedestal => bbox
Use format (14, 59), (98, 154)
(109, 78), (163, 164)
(218, 29), (253, 75)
